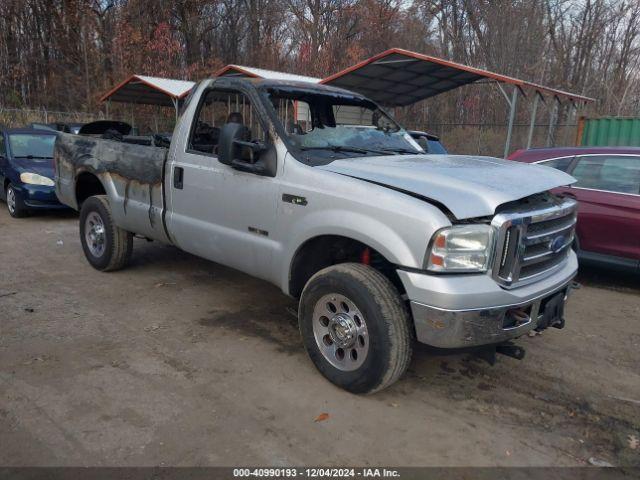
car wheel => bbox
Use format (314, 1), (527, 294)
(6, 184), (28, 218)
(79, 195), (133, 271)
(299, 263), (412, 394)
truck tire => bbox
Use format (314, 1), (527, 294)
(79, 195), (133, 271)
(299, 263), (412, 394)
(6, 183), (29, 218)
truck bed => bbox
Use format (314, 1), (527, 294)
(54, 132), (170, 243)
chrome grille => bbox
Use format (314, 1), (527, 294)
(492, 197), (577, 288)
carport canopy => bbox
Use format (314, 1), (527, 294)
(321, 48), (594, 106)
(322, 48), (595, 156)
(99, 74), (195, 118)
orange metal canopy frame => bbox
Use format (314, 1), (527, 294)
(99, 48), (595, 155)
(320, 48), (594, 106)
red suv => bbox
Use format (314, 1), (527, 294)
(508, 147), (640, 272)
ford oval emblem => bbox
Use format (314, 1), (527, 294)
(550, 235), (566, 253)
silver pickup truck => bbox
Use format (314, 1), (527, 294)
(54, 77), (578, 393)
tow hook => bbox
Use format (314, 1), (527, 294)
(551, 282), (579, 330)
(496, 342), (526, 360)
(476, 341), (526, 366)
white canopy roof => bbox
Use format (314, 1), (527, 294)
(214, 65), (321, 83)
(100, 74), (195, 107)
(100, 67), (320, 109)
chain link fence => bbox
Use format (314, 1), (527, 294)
(0, 106), (176, 134)
(0, 107), (105, 129)
(1, 107), (578, 158)
(419, 123), (579, 157)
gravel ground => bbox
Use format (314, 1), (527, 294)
(0, 207), (638, 467)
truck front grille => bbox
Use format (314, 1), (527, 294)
(492, 197), (577, 288)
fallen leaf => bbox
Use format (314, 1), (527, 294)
(314, 413), (329, 422)
(506, 450), (511, 456)
(389, 402), (399, 408)
(629, 434), (639, 450)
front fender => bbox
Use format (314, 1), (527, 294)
(279, 208), (432, 295)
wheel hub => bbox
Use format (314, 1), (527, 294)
(85, 212), (106, 257)
(328, 314), (357, 348)
(311, 293), (369, 371)
(7, 188), (15, 213)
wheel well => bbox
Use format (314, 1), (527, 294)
(288, 235), (405, 299)
(75, 172), (106, 206)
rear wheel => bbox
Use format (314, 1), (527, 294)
(79, 195), (133, 271)
(299, 263), (412, 394)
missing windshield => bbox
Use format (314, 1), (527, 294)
(265, 88), (423, 164)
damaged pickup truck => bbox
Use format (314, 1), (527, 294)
(54, 77), (578, 393)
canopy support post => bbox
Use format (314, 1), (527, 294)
(504, 86), (518, 158)
(172, 98), (179, 122)
(496, 83), (510, 105)
(106, 99), (110, 118)
(526, 92), (540, 149)
(546, 97), (559, 147)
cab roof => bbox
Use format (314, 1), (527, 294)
(241, 77), (370, 100)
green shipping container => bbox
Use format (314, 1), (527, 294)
(580, 117), (640, 147)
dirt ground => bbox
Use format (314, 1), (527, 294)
(0, 207), (638, 467)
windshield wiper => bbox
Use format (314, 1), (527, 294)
(14, 155), (53, 159)
(379, 148), (421, 155)
(300, 145), (392, 156)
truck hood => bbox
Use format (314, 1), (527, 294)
(317, 154), (576, 219)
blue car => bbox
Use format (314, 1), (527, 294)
(0, 128), (66, 218)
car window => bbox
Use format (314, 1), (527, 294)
(267, 90), (422, 161)
(427, 139), (447, 154)
(0, 135), (5, 156)
(538, 157), (573, 172)
(571, 155), (640, 194)
(8, 134), (56, 158)
(188, 89), (267, 156)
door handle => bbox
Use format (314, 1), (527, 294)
(173, 166), (184, 189)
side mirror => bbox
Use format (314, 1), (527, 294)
(416, 136), (429, 152)
(218, 122), (276, 177)
(218, 123), (264, 165)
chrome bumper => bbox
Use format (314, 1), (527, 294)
(399, 253), (578, 349)
(409, 280), (573, 348)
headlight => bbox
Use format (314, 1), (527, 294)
(20, 172), (54, 186)
(426, 225), (495, 272)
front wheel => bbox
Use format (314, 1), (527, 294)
(79, 195), (133, 271)
(6, 184), (28, 218)
(299, 263), (412, 394)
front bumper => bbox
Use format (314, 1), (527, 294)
(18, 184), (66, 209)
(398, 252), (578, 348)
